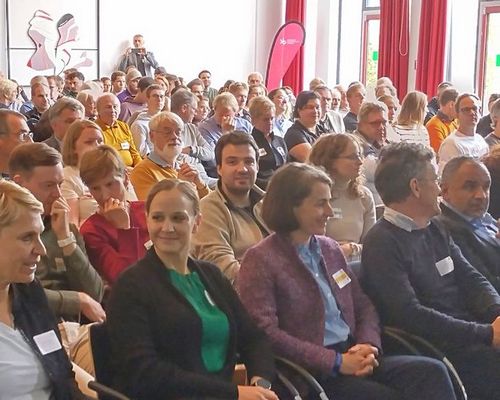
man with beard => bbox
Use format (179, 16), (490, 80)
(436, 156), (500, 292)
(193, 132), (268, 282)
(130, 111), (209, 201)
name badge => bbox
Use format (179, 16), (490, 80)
(436, 256), (454, 276)
(54, 257), (66, 272)
(33, 330), (62, 355)
(144, 240), (153, 250)
(332, 269), (351, 289)
(120, 142), (130, 150)
(332, 208), (343, 219)
(258, 148), (267, 157)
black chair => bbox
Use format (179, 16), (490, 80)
(383, 327), (468, 400)
(88, 322), (131, 400)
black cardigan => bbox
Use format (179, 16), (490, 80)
(11, 280), (84, 400)
(107, 249), (275, 399)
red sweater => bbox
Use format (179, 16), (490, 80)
(80, 201), (149, 284)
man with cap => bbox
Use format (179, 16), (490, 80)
(117, 69), (142, 103)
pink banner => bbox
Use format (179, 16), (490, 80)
(265, 21), (306, 91)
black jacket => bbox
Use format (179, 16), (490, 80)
(435, 203), (500, 292)
(107, 249), (275, 399)
(11, 280), (84, 400)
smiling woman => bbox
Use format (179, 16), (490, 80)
(0, 180), (85, 400)
(106, 179), (278, 400)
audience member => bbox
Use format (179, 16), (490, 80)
(394, 91), (430, 147)
(47, 75), (63, 102)
(117, 69), (142, 103)
(107, 179), (277, 400)
(438, 93), (489, 173)
(309, 134), (375, 261)
(186, 78), (204, 99)
(314, 85), (346, 134)
(80, 145), (149, 285)
(76, 90), (98, 121)
(425, 87), (459, 153)
(62, 71), (85, 98)
(334, 84), (350, 116)
(118, 34), (159, 77)
(44, 97), (84, 152)
(309, 77), (326, 90)
(377, 94), (400, 143)
(0, 78), (19, 110)
(130, 112), (210, 200)
(249, 96), (287, 189)
(101, 76), (111, 92)
(248, 83), (267, 105)
(485, 98), (500, 148)
(24, 82), (51, 132)
(268, 87), (292, 137)
(119, 76), (155, 122)
(60, 120), (103, 227)
(247, 72), (264, 86)
(477, 93), (500, 137)
(483, 146), (500, 219)
(238, 162), (456, 400)
(199, 69), (218, 107)
(229, 82), (251, 122)
(0, 180), (86, 399)
(362, 142), (500, 400)
(424, 81), (453, 124)
(193, 96), (210, 125)
(198, 92), (252, 177)
(436, 156), (500, 292)
(130, 84), (165, 156)
(95, 93), (142, 168)
(111, 71), (126, 96)
(284, 91), (322, 162)
(9, 143), (105, 322)
(352, 101), (388, 206)
(0, 110), (32, 178)
(343, 83), (366, 132)
(193, 132), (268, 281)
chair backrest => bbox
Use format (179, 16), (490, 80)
(89, 322), (113, 389)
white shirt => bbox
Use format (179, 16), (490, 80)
(0, 323), (52, 400)
(438, 130), (489, 173)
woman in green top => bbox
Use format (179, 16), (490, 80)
(107, 179), (277, 400)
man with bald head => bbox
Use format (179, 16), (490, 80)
(96, 93), (142, 167)
(436, 156), (500, 292)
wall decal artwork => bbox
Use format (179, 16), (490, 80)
(27, 10), (92, 74)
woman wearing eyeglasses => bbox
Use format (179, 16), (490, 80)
(309, 134), (375, 262)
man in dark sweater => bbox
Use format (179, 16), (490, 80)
(361, 142), (500, 400)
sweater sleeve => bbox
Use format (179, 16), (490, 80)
(238, 246), (336, 374)
(107, 271), (239, 399)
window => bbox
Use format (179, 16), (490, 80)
(477, 2), (500, 109)
(361, 11), (380, 86)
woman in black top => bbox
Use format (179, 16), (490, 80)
(107, 179), (277, 400)
(249, 96), (287, 189)
(284, 90), (322, 163)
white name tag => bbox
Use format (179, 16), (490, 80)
(332, 208), (343, 219)
(258, 148), (267, 157)
(436, 256), (454, 276)
(33, 330), (62, 355)
(120, 142), (130, 150)
(144, 240), (153, 250)
(332, 269), (351, 289)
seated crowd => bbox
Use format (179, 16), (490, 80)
(1, 44), (500, 400)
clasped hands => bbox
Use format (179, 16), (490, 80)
(340, 343), (379, 377)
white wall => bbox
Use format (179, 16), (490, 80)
(337, 0), (363, 86)
(0, 0), (283, 89)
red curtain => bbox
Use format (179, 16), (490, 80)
(283, 0), (306, 94)
(415, 0), (448, 99)
(378, 0), (410, 100)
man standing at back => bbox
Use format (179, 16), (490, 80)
(198, 70), (218, 107)
(118, 34), (159, 78)
(362, 142), (500, 400)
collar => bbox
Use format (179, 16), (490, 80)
(216, 180), (264, 210)
(442, 200), (497, 230)
(441, 200), (475, 223)
(148, 151), (178, 169)
(383, 207), (428, 232)
(436, 110), (454, 123)
(253, 127), (275, 140)
(96, 118), (119, 129)
(295, 235), (321, 257)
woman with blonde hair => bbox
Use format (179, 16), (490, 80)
(394, 90), (430, 147)
(61, 119), (103, 227)
(309, 133), (376, 261)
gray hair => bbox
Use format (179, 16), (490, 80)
(48, 97), (84, 122)
(149, 111), (184, 131)
(0, 109), (26, 136)
(170, 89), (197, 113)
(375, 142), (435, 205)
(440, 156), (488, 186)
(248, 96), (275, 120)
(358, 101), (388, 123)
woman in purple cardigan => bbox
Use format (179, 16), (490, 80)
(237, 163), (456, 400)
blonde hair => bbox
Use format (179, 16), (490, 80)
(62, 120), (102, 167)
(213, 92), (239, 112)
(0, 79), (17, 98)
(79, 145), (125, 186)
(248, 96), (275, 120)
(397, 91), (427, 126)
(0, 180), (43, 230)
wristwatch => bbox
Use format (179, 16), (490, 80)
(253, 378), (272, 390)
(57, 232), (76, 248)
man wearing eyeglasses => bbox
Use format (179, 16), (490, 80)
(438, 93), (489, 174)
(0, 109), (33, 178)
